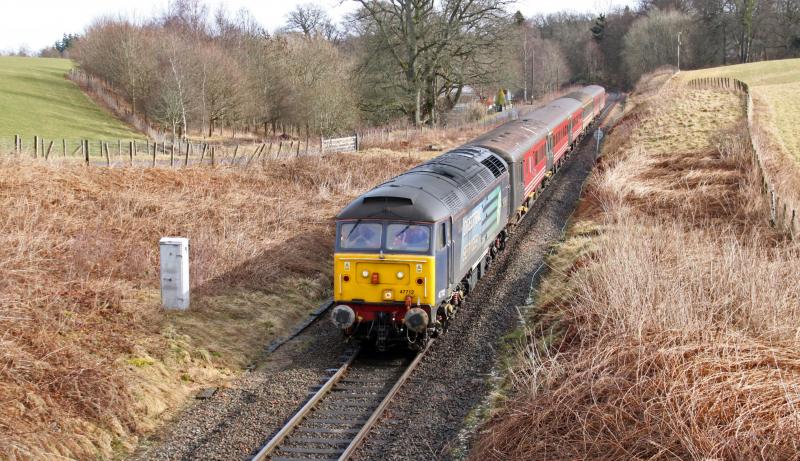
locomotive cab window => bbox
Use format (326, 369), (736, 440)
(387, 223), (431, 252)
(339, 222), (382, 250)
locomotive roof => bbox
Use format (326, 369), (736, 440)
(336, 146), (508, 222)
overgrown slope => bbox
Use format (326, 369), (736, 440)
(472, 77), (800, 459)
(0, 153), (418, 460)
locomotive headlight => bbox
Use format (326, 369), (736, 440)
(362, 270), (370, 278)
(396, 271), (404, 279)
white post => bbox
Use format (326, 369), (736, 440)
(159, 237), (190, 310)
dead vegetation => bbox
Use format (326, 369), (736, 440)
(0, 151), (419, 460)
(472, 82), (800, 459)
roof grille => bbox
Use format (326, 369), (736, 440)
(460, 181), (479, 200)
(442, 191), (464, 211)
(481, 155), (507, 178)
(479, 169), (495, 185)
(471, 173), (487, 190)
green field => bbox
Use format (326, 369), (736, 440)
(0, 57), (143, 149)
(679, 58), (800, 160)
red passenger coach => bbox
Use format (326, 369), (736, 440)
(523, 139), (547, 197)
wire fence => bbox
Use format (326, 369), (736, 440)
(0, 108), (521, 169)
(686, 76), (798, 238)
(0, 134), (336, 168)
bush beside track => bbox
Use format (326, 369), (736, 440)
(471, 74), (800, 459)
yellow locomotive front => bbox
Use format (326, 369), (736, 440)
(331, 220), (437, 350)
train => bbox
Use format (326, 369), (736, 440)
(330, 85), (607, 350)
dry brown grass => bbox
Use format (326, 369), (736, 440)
(0, 152), (419, 460)
(472, 77), (800, 460)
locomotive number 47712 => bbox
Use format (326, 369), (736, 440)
(399, 289), (415, 295)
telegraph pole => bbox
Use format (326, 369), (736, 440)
(523, 30), (528, 103)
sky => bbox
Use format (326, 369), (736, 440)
(0, 0), (638, 53)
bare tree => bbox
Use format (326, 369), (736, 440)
(623, 9), (692, 82)
(285, 3), (340, 41)
(354, 0), (513, 126)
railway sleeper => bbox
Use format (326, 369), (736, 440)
(287, 437), (353, 445)
(304, 417), (368, 425)
(271, 457), (339, 461)
(296, 427), (361, 435)
(278, 446), (344, 455)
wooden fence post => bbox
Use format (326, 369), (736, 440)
(14, 134), (19, 154)
(33, 135), (38, 158)
(129, 141), (134, 165)
(84, 140), (89, 165)
(782, 203), (787, 230)
(184, 142), (190, 167)
(152, 142), (156, 167)
(232, 144), (239, 164)
(45, 141), (53, 160)
(170, 144), (174, 167)
(62, 139), (66, 157)
(320, 135), (324, 155)
(211, 146), (215, 166)
(770, 190), (777, 226)
(104, 142), (110, 166)
(118, 139), (122, 157)
(199, 144), (207, 164)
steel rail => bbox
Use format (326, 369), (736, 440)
(251, 347), (360, 461)
(337, 339), (434, 460)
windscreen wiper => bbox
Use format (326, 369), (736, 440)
(345, 220), (362, 240)
(395, 224), (411, 237)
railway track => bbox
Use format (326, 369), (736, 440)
(252, 342), (431, 461)
(252, 96), (622, 461)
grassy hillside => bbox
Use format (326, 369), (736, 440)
(679, 58), (800, 160)
(0, 57), (143, 147)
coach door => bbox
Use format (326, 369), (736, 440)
(568, 118), (574, 144)
(546, 132), (554, 171)
(435, 220), (453, 301)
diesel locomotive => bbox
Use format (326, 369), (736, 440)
(331, 86), (606, 350)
